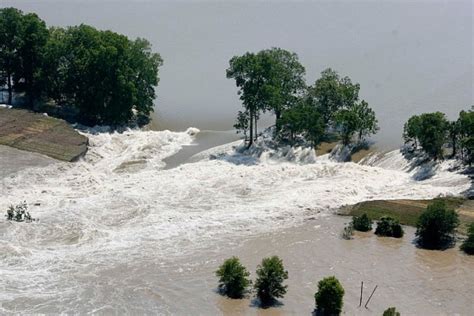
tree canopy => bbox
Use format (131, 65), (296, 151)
(0, 7), (162, 126)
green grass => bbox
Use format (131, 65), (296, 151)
(340, 197), (473, 234)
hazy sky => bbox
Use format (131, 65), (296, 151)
(3, 0), (473, 144)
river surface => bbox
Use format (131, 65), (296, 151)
(0, 128), (472, 315)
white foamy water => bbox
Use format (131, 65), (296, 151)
(0, 129), (470, 314)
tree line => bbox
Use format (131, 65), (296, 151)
(403, 108), (473, 164)
(0, 7), (162, 125)
(226, 48), (379, 148)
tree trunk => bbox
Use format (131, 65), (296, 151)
(7, 73), (12, 105)
(254, 115), (258, 141)
(451, 135), (457, 158)
(248, 110), (254, 148)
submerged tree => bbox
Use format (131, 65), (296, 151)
(216, 257), (251, 298)
(314, 276), (345, 315)
(254, 256), (288, 305)
(416, 200), (459, 249)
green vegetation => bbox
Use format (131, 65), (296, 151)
(383, 307), (401, 316)
(0, 7), (162, 126)
(403, 107), (473, 164)
(375, 217), (404, 238)
(5, 201), (35, 222)
(254, 256), (288, 305)
(314, 276), (344, 315)
(227, 49), (378, 149)
(216, 257), (251, 298)
(341, 223), (354, 240)
(416, 200), (459, 249)
(351, 213), (372, 232)
(460, 223), (474, 255)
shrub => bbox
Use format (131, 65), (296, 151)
(341, 223), (354, 240)
(460, 223), (474, 255)
(375, 217), (404, 238)
(254, 256), (288, 304)
(215, 257), (251, 298)
(5, 201), (34, 222)
(383, 307), (401, 316)
(351, 213), (372, 231)
(314, 276), (344, 315)
(416, 200), (459, 249)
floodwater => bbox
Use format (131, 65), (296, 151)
(0, 128), (472, 315)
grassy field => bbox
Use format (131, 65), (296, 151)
(339, 197), (474, 234)
(0, 107), (88, 162)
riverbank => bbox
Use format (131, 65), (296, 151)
(339, 197), (474, 234)
(0, 107), (88, 162)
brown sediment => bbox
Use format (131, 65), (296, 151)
(0, 107), (88, 162)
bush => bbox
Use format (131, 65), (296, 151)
(383, 307), (401, 316)
(5, 201), (34, 222)
(460, 223), (474, 255)
(254, 256), (288, 304)
(215, 257), (251, 298)
(341, 223), (354, 240)
(416, 200), (459, 249)
(375, 217), (404, 238)
(351, 213), (372, 232)
(314, 276), (344, 315)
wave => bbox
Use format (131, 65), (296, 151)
(0, 127), (470, 313)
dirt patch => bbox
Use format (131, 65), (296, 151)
(0, 108), (88, 162)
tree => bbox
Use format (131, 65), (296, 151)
(383, 307), (401, 316)
(460, 223), (474, 255)
(234, 110), (250, 141)
(415, 200), (459, 249)
(307, 68), (360, 126)
(16, 12), (48, 107)
(458, 108), (474, 165)
(254, 256), (288, 305)
(352, 100), (379, 141)
(227, 48), (305, 146)
(375, 217), (404, 238)
(277, 98), (324, 147)
(334, 108), (359, 145)
(448, 120), (461, 158)
(216, 257), (251, 298)
(0, 8), (24, 105)
(403, 112), (448, 160)
(351, 213), (372, 232)
(403, 115), (421, 147)
(314, 276), (345, 315)
(41, 24), (162, 125)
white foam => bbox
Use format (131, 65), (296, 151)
(0, 128), (470, 312)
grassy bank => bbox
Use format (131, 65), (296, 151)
(0, 107), (88, 162)
(339, 197), (474, 234)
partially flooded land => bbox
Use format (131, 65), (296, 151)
(1, 128), (472, 315)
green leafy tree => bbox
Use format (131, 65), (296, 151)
(458, 108), (474, 165)
(307, 68), (360, 126)
(314, 276), (345, 315)
(383, 307), (401, 316)
(234, 110), (250, 141)
(0, 8), (24, 105)
(403, 112), (448, 160)
(416, 200), (459, 249)
(16, 12), (48, 107)
(352, 100), (379, 141)
(254, 256), (288, 305)
(403, 115), (421, 147)
(351, 213), (372, 232)
(460, 223), (474, 255)
(334, 108), (359, 145)
(227, 48), (305, 146)
(277, 98), (324, 147)
(375, 217), (404, 238)
(216, 257), (251, 298)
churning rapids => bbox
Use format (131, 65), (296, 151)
(0, 128), (471, 314)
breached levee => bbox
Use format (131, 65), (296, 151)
(0, 128), (471, 314)
(0, 107), (88, 161)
